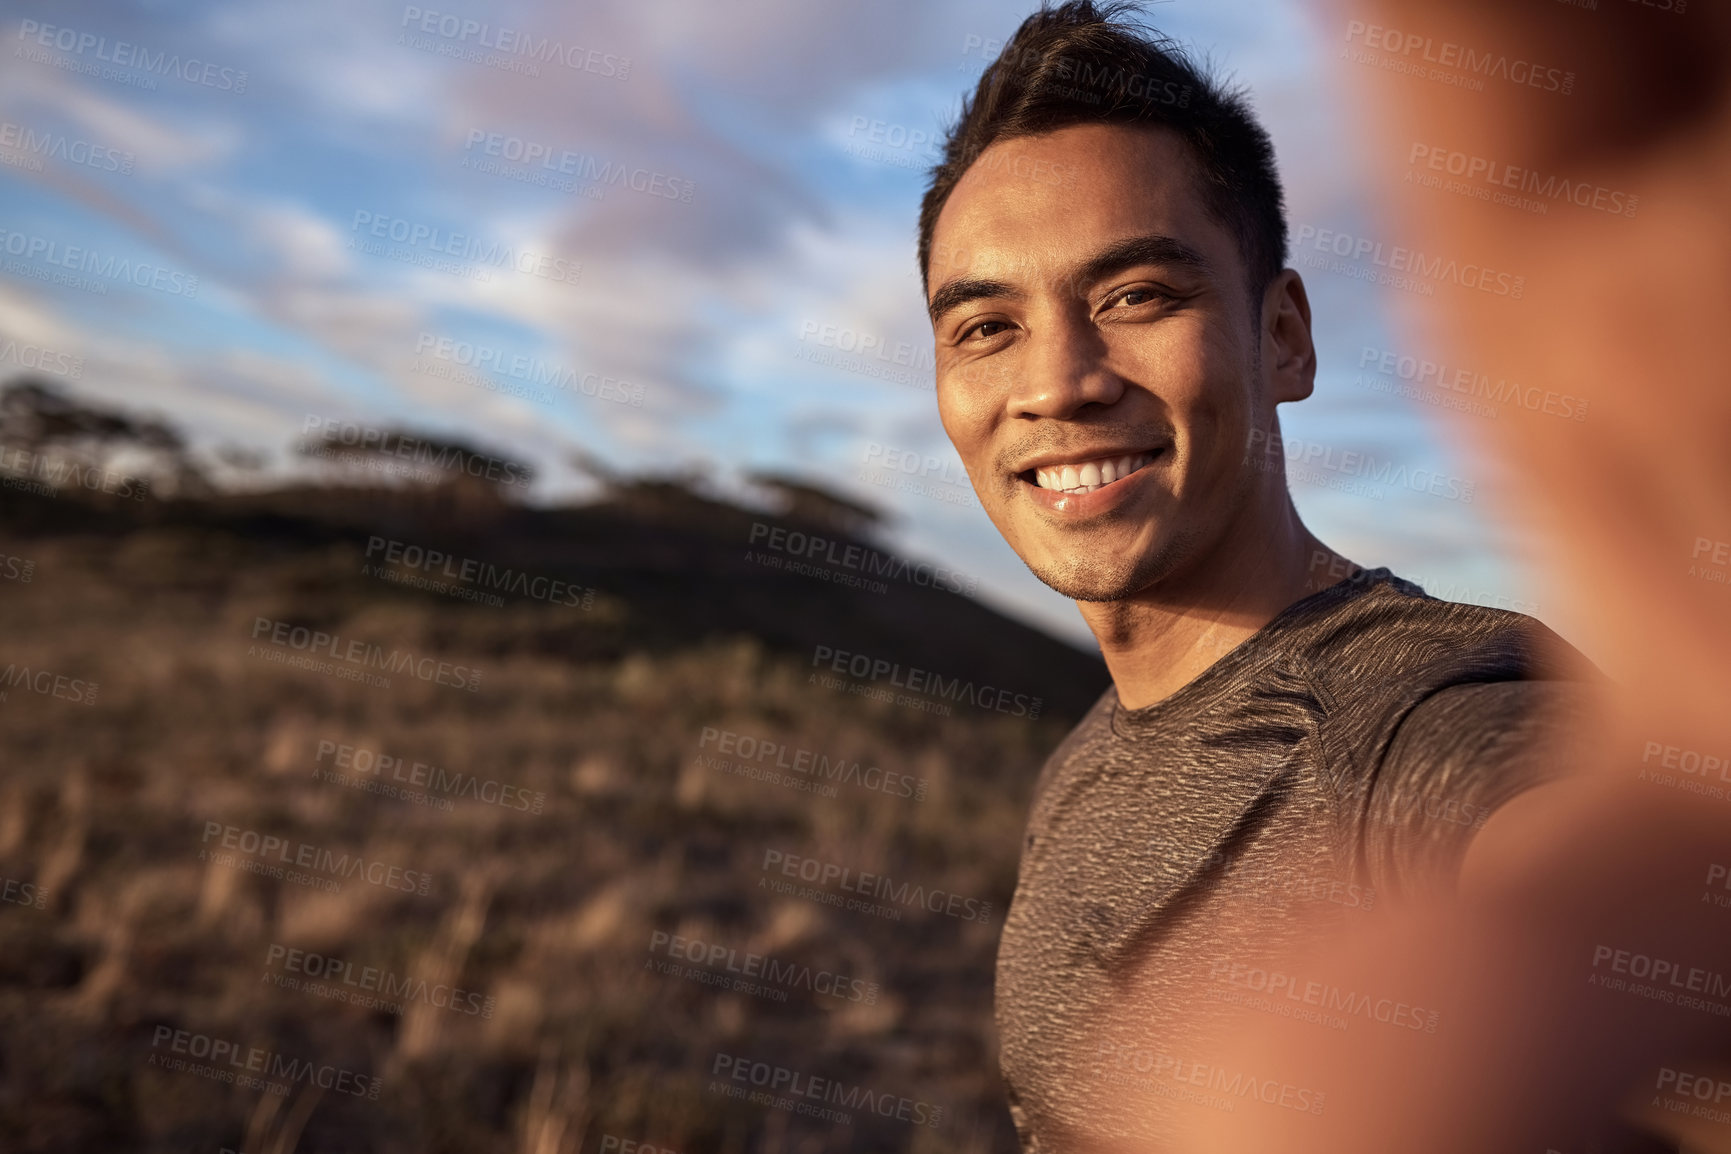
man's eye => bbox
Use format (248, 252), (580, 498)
(964, 320), (1009, 340)
(1110, 288), (1163, 308)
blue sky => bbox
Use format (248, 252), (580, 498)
(0, 0), (1548, 650)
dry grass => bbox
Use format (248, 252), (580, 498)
(0, 489), (1084, 1153)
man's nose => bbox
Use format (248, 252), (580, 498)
(1007, 317), (1126, 419)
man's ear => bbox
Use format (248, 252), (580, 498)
(1261, 268), (1316, 404)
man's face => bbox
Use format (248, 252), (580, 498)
(927, 122), (1284, 602)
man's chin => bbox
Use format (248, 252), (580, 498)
(1023, 556), (1162, 604)
(1018, 531), (1187, 603)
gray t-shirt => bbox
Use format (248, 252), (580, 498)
(994, 568), (1598, 1152)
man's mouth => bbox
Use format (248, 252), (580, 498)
(1021, 451), (1160, 496)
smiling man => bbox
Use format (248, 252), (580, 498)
(917, 3), (1600, 1150)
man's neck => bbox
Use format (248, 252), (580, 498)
(1078, 501), (1353, 711)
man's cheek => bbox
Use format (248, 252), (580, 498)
(935, 379), (995, 463)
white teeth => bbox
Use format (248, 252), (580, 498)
(1030, 451), (1156, 493)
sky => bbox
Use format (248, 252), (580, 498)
(0, 0), (1550, 651)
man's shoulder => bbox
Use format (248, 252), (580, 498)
(1017, 570), (1598, 826)
(1294, 570), (1600, 833)
(1289, 568), (1598, 705)
(1316, 575), (1603, 897)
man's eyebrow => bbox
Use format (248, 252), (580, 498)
(925, 234), (1211, 324)
(927, 277), (1022, 326)
(1070, 233), (1212, 290)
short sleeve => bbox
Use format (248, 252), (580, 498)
(1359, 680), (1593, 901)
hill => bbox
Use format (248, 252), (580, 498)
(0, 459), (1107, 1153)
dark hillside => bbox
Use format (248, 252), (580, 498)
(0, 445), (1105, 1154)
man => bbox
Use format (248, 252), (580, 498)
(917, 3), (1600, 1149)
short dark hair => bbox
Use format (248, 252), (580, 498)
(918, 1), (1288, 310)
